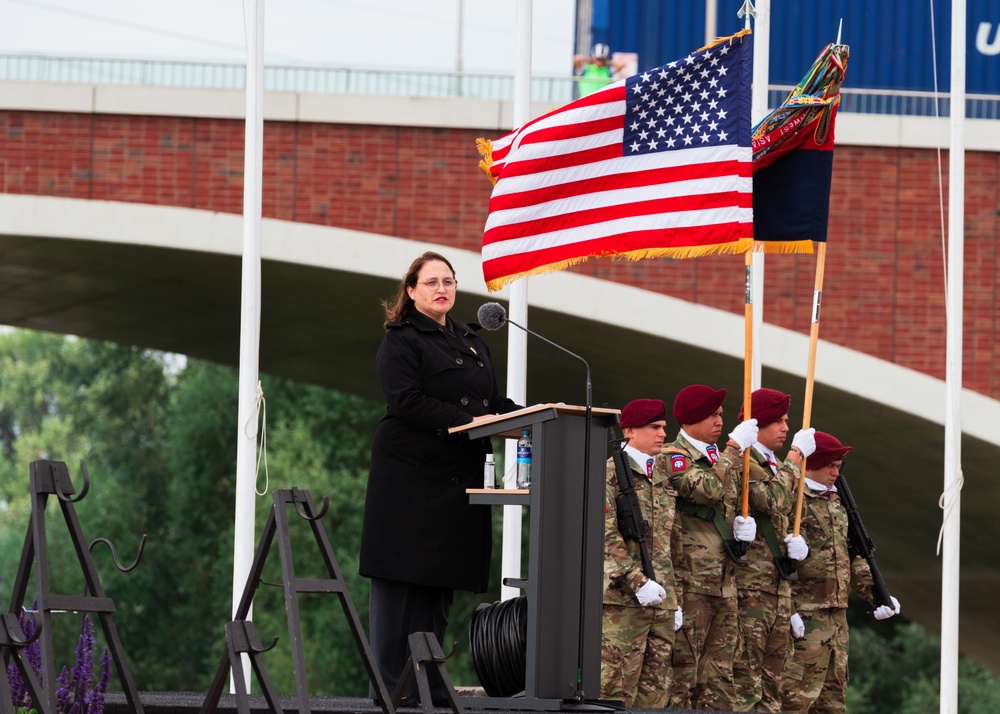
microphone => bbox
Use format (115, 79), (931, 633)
(477, 301), (508, 332)
(476, 302), (593, 400)
(477, 303), (591, 405)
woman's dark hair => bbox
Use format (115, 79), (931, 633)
(381, 251), (456, 329)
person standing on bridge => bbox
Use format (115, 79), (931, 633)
(573, 42), (628, 97)
(781, 431), (901, 713)
(359, 251), (520, 706)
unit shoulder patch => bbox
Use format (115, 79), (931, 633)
(667, 452), (689, 473)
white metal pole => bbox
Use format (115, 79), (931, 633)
(501, 0), (532, 602)
(749, 0), (770, 390)
(231, 0), (264, 691)
(940, 1), (965, 711)
(455, 0), (464, 96)
(705, 0), (718, 45)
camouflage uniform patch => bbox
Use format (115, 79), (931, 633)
(781, 608), (849, 713)
(666, 433), (741, 711)
(781, 486), (876, 712)
(733, 588), (792, 712)
(600, 604), (675, 708)
(732, 446), (799, 712)
(602, 452), (682, 706)
(668, 590), (741, 711)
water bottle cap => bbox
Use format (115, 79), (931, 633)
(522, 428), (529, 435)
(485, 453), (495, 462)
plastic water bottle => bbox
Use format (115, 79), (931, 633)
(483, 453), (496, 489)
(516, 428), (532, 489)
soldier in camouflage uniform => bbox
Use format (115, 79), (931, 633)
(665, 384), (759, 711)
(601, 399), (682, 708)
(781, 431), (901, 713)
(728, 388), (815, 712)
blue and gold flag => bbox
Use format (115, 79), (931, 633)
(752, 43), (849, 252)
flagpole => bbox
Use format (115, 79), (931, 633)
(741, 250), (753, 517)
(791, 242), (825, 536)
(231, 0), (264, 692)
(738, 0), (769, 516)
(747, 0), (770, 391)
(940, 0), (965, 709)
(500, 0), (532, 603)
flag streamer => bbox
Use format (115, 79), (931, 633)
(477, 30), (755, 291)
(751, 42), (849, 251)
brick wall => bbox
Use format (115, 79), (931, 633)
(3, 110), (997, 399)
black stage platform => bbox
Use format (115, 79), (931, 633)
(101, 691), (725, 714)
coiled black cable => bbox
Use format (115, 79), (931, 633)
(468, 596), (527, 697)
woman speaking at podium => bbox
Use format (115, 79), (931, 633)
(360, 251), (520, 704)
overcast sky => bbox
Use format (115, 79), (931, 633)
(0, 0), (579, 75)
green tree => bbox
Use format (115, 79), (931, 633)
(8, 328), (999, 707)
(848, 606), (1000, 712)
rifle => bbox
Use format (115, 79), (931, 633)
(610, 437), (655, 580)
(835, 474), (894, 608)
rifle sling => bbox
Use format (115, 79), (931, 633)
(677, 498), (735, 541)
(753, 511), (785, 559)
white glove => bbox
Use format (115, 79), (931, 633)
(873, 596), (901, 621)
(784, 533), (809, 561)
(790, 612), (805, 639)
(728, 418), (759, 451)
(733, 515), (757, 542)
(635, 579), (666, 607)
(674, 607), (684, 632)
(792, 428), (817, 458)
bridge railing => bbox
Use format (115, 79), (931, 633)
(2, 54), (999, 119)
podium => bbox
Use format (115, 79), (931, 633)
(451, 404), (620, 710)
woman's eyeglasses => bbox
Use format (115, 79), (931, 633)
(416, 278), (458, 290)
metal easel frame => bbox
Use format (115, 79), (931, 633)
(200, 488), (395, 714)
(4, 460), (144, 714)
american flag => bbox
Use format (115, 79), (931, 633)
(477, 30), (754, 291)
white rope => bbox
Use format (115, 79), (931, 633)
(928, 0), (965, 555)
(936, 466), (965, 556)
(242, 380), (269, 496)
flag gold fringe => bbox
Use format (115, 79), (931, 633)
(697, 27), (752, 54)
(475, 138), (498, 186)
(754, 240), (815, 255)
(485, 238), (755, 292)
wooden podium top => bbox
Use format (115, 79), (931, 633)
(448, 403), (620, 439)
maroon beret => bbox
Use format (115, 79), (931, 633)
(620, 398), (667, 428)
(737, 388), (791, 427)
(809, 431), (852, 470)
(673, 384), (726, 425)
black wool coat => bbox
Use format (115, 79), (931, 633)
(359, 307), (520, 593)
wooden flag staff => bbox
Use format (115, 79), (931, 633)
(792, 241), (827, 535)
(741, 248), (755, 517)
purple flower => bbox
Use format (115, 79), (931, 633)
(69, 615), (96, 705)
(85, 649), (111, 714)
(5, 658), (27, 710)
(55, 665), (73, 712)
(6, 609), (109, 714)
(5, 605), (39, 709)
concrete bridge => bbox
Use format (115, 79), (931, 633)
(2, 73), (1000, 673)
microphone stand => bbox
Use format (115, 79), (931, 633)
(506, 317), (593, 703)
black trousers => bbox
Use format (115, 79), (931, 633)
(368, 576), (455, 701)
